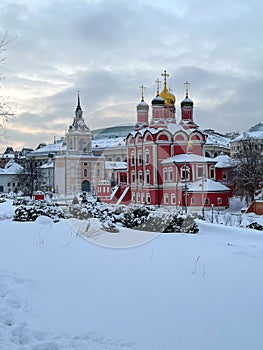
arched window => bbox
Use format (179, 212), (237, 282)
(138, 150), (142, 165)
(210, 166), (215, 179)
(138, 171), (143, 185)
(131, 151), (135, 166)
(146, 170), (150, 185)
(145, 149), (150, 164)
(131, 170), (136, 184)
(164, 194), (169, 205)
(181, 165), (190, 181)
(163, 168), (168, 182)
(168, 167), (173, 182)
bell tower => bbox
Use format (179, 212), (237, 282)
(135, 84), (149, 131)
(66, 92), (92, 154)
(180, 81), (196, 129)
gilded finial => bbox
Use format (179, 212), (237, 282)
(155, 78), (161, 94)
(184, 81), (190, 98)
(161, 70), (170, 88)
(140, 84), (146, 101)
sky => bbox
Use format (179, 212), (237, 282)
(0, 0), (263, 152)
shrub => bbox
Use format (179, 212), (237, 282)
(13, 202), (64, 222)
(246, 222), (263, 231)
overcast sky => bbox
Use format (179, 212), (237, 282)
(0, 0), (263, 152)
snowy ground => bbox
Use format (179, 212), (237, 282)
(1, 200), (263, 349)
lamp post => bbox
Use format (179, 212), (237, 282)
(182, 162), (189, 214)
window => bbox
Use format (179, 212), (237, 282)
(197, 166), (204, 178)
(146, 193), (151, 204)
(168, 167), (173, 182)
(145, 150), (150, 164)
(116, 157), (121, 162)
(205, 198), (210, 205)
(84, 162), (88, 166)
(131, 171), (136, 184)
(84, 169), (88, 177)
(181, 165), (190, 181)
(171, 194), (176, 205)
(131, 151), (135, 166)
(164, 194), (169, 205)
(8, 182), (11, 187)
(163, 168), (168, 182)
(217, 197), (222, 205)
(132, 192), (135, 202)
(97, 168), (100, 177)
(146, 170), (150, 185)
(138, 171), (143, 184)
(141, 193), (145, 204)
(191, 197), (195, 205)
(137, 193), (140, 203)
(210, 166), (215, 179)
(138, 151), (142, 165)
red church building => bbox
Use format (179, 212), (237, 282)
(100, 70), (231, 210)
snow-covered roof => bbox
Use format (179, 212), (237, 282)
(105, 161), (127, 170)
(204, 133), (230, 148)
(214, 155), (233, 168)
(162, 153), (217, 165)
(232, 122), (263, 142)
(40, 161), (54, 169)
(0, 154), (15, 159)
(0, 159), (23, 175)
(30, 141), (63, 155)
(92, 137), (126, 149)
(187, 178), (230, 192)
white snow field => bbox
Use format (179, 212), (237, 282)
(1, 199), (263, 349)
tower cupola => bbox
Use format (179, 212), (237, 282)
(181, 81), (196, 128)
(135, 84), (149, 130)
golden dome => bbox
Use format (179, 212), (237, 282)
(159, 85), (176, 106)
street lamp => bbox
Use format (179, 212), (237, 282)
(182, 162), (189, 214)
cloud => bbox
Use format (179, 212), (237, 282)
(0, 0), (262, 152)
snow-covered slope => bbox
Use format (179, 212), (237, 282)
(1, 201), (263, 349)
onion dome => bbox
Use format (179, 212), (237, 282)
(137, 84), (149, 111)
(181, 81), (193, 107)
(181, 96), (194, 108)
(137, 98), (149, 111)
(159, 85), (176, 106)
(151, 94), (165, 106)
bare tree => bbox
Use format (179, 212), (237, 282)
(232, 137), (263, 204)
(16, 160), (44, 197)
(0, 32), (15, 142)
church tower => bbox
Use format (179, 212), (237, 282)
(135, 84), (149, 131)
(66, 92), (92, 154)
(150, 70), (176, 128)
(180, 81), (196, 129)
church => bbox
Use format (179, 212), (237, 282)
(54, 93), (104, 196)
(107, 70), (231, 210)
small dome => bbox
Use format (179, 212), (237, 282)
(151, 94), (165, 106)
(159, 86), (176, 106)
(137, 99), (149, 111)
(181, 96), (194, 108)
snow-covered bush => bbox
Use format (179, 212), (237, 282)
(179, 215), (199, 233)
(13, 202), (64, 222)
(246, 222), (263, 231)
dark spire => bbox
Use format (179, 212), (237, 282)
(76, 90), (82, 111)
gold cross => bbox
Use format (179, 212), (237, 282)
(184, 81), (190, 97)
(161, 70), (169, 85)
(155, 78), (161, 94)
(139, 84), (146, 101)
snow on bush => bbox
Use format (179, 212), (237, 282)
(65, 199), (199, 234)
(13, 202), (64, 222)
